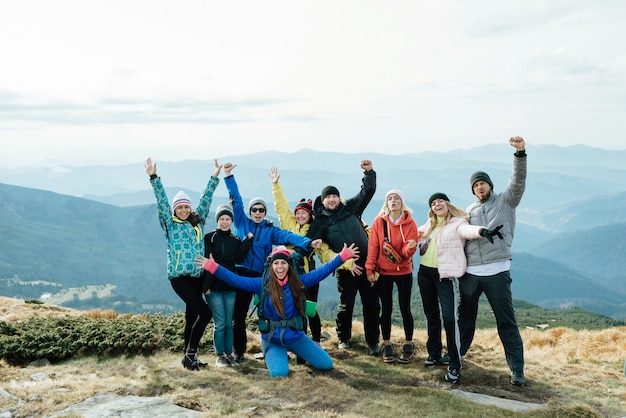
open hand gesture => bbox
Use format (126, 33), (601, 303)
(269, 167), (280, 184)
(144, 158), (157, 176)
(213, 159), (223, 177)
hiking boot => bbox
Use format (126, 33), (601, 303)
(510, 371), (526, 386)
(382, 343), (395, 363)
(182, 350), (199, 371)
(368, 344), (381, 357)
(424, 355), (440, 367)
(338, 341), (351, 350)
(399, 342), (415, 364)
(226, 354), (240, 367)
(439, 352), (450, 365)
(445, 367), (460, 384)
(233, 353), (245, 363)
(215, 355), (230, 368)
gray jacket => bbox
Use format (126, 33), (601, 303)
(465, 153), (527, 266)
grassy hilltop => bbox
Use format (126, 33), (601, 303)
(1, 296), (625, 417)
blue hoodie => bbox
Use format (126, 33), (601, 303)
(225, 175), (312, 274)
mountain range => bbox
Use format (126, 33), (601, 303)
(1, 144), (625, 319)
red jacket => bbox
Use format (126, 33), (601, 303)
(365, 211), (419, 276)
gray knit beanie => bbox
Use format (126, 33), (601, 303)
(248, 197), (267, 213)
(470, 171), (493, 192)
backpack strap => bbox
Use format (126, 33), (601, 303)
(256, 257), (307, 353)
(382, 219), (389, 241)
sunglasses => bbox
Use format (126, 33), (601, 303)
(250, 207), (266, 213)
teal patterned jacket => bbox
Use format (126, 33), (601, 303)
(150, 175), (220, 280)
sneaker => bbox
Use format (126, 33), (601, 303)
(215, 355), (230, 368)
(445, 367), (460, 384)
(510, 371), (526, 386)
(399, 342), (415, 364)
(382, 343), (395, 363)
(197, 360), (208, 369)
(182, 350), (199, 371)
(226, 354), (240, 367)
(368, 344), (381, 357)
(338, 341), (351, 350)
(424, 355), (440, 367)
(439, 352), (450, 365)
(233, 353), (245, 363)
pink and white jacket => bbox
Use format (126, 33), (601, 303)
(418, 217), (483, 279)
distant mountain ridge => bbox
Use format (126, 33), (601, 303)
(2, 144), (626, 210)
(1, 145), (626, 319)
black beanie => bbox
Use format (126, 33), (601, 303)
(470, 171), (493, 192)
(321, 185), (340, 200)
(428, 192), (450, 207)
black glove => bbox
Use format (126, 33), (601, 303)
(480, 225), (503, 244)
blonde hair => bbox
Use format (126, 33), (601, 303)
(423, 201), (468, 238)
(378, 197), (412, 217)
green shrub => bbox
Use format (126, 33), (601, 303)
(0, 312), (206, 365)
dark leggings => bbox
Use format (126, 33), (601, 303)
(418, 265), (462, 370)
(170, 275), (212, 351)
(305, 283), (322, 342)
(377, 272), (414, 341)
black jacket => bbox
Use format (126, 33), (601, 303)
(203, 229), (252, 292)
(307, 170), (376, 263)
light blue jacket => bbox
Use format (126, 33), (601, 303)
(150, 175), (219, 279)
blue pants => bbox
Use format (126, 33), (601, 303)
(206, 290), (236, 356)
(263, 334), (333, 378)
(458, 270), (524, 373)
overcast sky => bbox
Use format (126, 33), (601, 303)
(1, 0), (625, 168)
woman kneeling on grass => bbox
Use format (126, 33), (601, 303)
(196, 243), (359, 378)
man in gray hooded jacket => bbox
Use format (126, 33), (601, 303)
(458, 136), (527, 386)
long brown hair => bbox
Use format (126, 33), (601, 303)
(267, 263), (306, 319)
(424, 201), (469, 238)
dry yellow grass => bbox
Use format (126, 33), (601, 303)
(1, 296), (625, 417)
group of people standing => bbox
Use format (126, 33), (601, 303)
(146, 136), (527, 387)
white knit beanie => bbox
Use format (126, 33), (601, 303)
(172, 191), (192, 210)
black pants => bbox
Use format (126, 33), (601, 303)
(335, 268), (380, 346)
(458, 270), (524, 372)
(305, 283), (321, 342)
(170, 275), (213, 351)
(378, 272), (414, 341)
(417, 265), (462, 370)
(233, 268), (259, 356)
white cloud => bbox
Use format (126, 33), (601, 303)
(1, 0), (625, 168)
